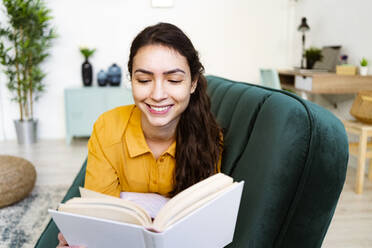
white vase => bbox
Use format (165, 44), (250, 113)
(360, 66), (368, 76)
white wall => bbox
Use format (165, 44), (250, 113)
(294, 0), (372, 70)
(0, 0), (296, 140)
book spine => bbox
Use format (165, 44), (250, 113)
(143, 229), (163, 248)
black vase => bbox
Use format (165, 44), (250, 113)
(82, 59), (93, 86)
(306, 59), (317, 69)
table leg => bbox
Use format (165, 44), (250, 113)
(300, 91), (308, 100)
(356, 131), (367, 194)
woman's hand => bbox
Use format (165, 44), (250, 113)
(57, 232), (85, 248)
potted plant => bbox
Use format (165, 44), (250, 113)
(305, 47), (323, 69)
(0, 0), (56, 144)
(360, 58), (368, 76)
(80, 46), (96, 86)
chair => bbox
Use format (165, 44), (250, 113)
(342, 119), (372, 194)
(35, 75), (348, 248)
(259, 68), (282, 90)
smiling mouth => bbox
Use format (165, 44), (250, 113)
(146, 104), (173, 114)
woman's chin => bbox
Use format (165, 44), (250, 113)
(147, 119), (172, 128)
(144, 115), (180, 129)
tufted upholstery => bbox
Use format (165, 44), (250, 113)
(35, 75), (348, 248)
(206, 75), (348, 247)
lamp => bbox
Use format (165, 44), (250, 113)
(298, 17), (310, 69)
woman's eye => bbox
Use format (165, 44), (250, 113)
(168, 79), (182, 83)
(137, 79), (150, 83)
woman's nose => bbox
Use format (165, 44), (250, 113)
(150, 80), (167, 101)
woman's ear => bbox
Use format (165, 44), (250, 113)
(191, 78), (198, 94)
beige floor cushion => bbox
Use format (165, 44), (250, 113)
(0, 155), (36, 208)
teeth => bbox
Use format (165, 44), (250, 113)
(151, 105), (169, 112)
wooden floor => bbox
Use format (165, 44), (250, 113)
(0, 139), (371, 247)
(0, 139), (88, 186)
(322, 166), (372, 248)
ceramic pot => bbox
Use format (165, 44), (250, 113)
(306, 59), (317, 69)
(107, 63), (121, 86)
(360, 66), (368, 76)
(97, 70), (107, 86)
(82, 59), (93, 86)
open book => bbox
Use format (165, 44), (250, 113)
(50, 173), (244, 248)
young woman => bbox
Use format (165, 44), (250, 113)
(57, 22), (222, 247)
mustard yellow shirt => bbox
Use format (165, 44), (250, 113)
(85, 104), (221, 197)
(85, 105), (177, 197)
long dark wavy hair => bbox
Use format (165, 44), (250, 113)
(128, 23), (223, 197)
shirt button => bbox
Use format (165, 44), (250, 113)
(159, 158), (164, 163)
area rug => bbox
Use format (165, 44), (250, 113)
(0, 185), (69, 248)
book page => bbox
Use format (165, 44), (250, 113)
(58, 202), (148, 226)
(80, 187), (169, 219)
(78, 187), (152, 225)
(120, 192), (169, 219)
(159, 183), (237, 230)
(153, 173), (233, 231)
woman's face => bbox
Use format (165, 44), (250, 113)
(131, 44), (197, 131)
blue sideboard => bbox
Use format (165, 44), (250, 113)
(64, 87), (134, 144)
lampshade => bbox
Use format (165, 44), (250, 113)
(298, 17), (310, 32)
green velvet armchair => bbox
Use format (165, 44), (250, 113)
(35, 75), (348, 248)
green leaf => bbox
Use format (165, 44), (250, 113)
(79, 47), (96, 60)
(360, 57), (368, 67)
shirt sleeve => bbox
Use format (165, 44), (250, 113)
(84, 115), (121, 197)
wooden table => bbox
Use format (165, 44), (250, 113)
(279, 69), (372, 94)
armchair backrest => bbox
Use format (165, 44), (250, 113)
(206, 75), (348, 248)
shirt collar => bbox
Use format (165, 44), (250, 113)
(166, 140), (176, 158)
(125, 107), (176, 158)
(125, 107), (151, 158)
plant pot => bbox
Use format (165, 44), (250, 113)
(82, 59), (93, 86)
(360, 66), (368, 76)
(14, 119), (38, 145)
(306, 59), (317, 69)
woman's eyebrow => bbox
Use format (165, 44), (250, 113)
(163, 69), (185, 75)
(134, 68), (185, 75)
(134, 69), (153, 75)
